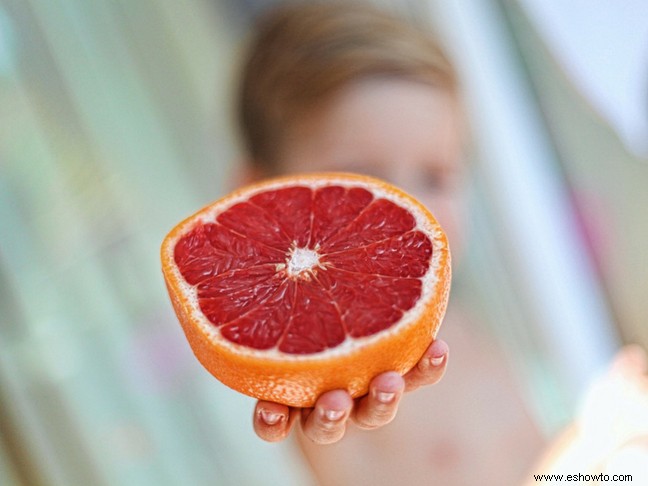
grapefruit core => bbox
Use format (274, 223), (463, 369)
(161, 173), (451, 407)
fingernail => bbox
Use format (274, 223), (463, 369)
(260, 410), (284, 425)
(322, 409), (345, 422)
(430, 355), (445, 367)
(375, 391), (396, 403)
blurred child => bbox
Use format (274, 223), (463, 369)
(233, 2), (545, 484)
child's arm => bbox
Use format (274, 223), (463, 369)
(252, 339), (449, 444)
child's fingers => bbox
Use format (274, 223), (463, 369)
(403, 339), (449, 392)
(253, 401), (296, 442)
(299, 390), (353, 444)
(352, 371), (405, 429)
(254, 340), (449, 442)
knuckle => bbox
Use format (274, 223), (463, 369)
(258, 429), (286, 443)
(303, 413), (347, 443)
(408, 365), (444, 387)
(354, 421), (380, 430)
(354, 408), (396, 429)
(308, 425), (345, 444)
(318, 419), (343, 432)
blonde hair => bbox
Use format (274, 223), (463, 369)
(237, 1), (459, 172)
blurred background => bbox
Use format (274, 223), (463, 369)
(0, 0), (647, 484)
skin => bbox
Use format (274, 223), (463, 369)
(254, 341), (450, 444)
(248, 78), (465, 445)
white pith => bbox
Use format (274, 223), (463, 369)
(287, 247), (320, 278)
(163, 174), (448, 362)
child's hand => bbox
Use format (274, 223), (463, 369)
(252, 339), (449, 444)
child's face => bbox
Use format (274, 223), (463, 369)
(278, 78), (468, 258)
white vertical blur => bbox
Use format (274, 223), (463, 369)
(518, 0), (648, 159)
(429, 0), (619, 406)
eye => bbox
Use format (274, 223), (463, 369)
(419, 164), (464, 193)
(421, 168), (446, 191)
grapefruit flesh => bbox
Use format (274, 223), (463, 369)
(162, 173), (450, 407)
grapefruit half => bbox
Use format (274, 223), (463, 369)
(161, 173), (451, 407)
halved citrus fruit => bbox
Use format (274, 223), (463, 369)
(161, 173), (450, 407)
